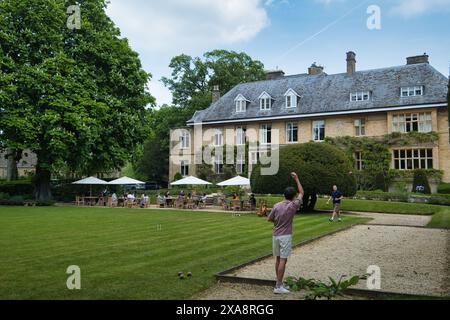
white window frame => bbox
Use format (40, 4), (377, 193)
(260, 124), (272, 145)
(284, 88), (300, 109)
(180, 160), (189, 177)
(350, 91), (371, 102)
(313, 120), (325, 142)
(259, 92), (272, 111)
(354, 119), (366, 136)
(213, 129), (223, 146)
(354, 152), (363, 171)
(234, 94), (248, 113)
(401, 86), (424, 97)
(236, 127), (246, 146)
(236, 153), (245, 174)
(392, 112), (432, 133)
(286, 122), (298, 143)
(180, 130), (190, 149)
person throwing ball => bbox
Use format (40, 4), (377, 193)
(268, 172), (304, 294)
(327, 185), (343, 222)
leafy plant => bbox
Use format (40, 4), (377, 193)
(285, 274), (368, 300)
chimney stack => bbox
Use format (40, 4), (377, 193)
(346, 51), (356, 76)
(406, 53), (429, 65)
(212, 85), (220, 103)
(266, 70), (285, 80)
(308, 62), (324, 75)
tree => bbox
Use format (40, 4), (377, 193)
(251, 143), (356, 212)
(0, 0), (154, 200)
(448, 75), (450, 142)
(135, 50), (265, 183)
(161, 50), (266, 112)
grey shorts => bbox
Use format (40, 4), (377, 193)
(334, 203), (341, 212)
(273, 235), (292, 259)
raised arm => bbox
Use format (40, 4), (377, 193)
(291, 172), (304, 198)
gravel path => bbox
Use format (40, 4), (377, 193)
(232, 225), (449, 297)
(348, 211), (432, 227)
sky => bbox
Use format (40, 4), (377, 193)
(106, 0), (450, 106)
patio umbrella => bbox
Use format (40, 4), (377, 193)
(217, 176), (250, 187)
(108, 177), (145, 185)
(170, 176), (211, 186)
(72, 177), (108, 196)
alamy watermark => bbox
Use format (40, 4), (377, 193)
(66, 265), (81, 290)
(366, 265), (381, 290)
(67, 4), (81, 30)
(367, 5), (381, 30)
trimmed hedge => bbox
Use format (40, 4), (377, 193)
(438, 183), (450, 194)
(0, 180), (34, 196)
(355, 190), (450, 206)
(251, 142), (356, 210)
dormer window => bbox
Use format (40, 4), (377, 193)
(259, 92), (272, 111)
(284, 88), (300, 108)
(234, 94), (249, 113)
(350, 91), (371, 102)
(401, 86), (423, 97)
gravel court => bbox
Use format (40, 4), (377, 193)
(231, 224), (449, 297)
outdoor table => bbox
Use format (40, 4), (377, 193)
(82, 196), (99, 206)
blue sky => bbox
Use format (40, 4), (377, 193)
(106, 0), (450, 106)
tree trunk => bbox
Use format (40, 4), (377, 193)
(35, 165), (52, 201)
(5, 148), (19, 181)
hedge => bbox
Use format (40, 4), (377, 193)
(0, 180), (34, 197)
(355, 190), (450, 206)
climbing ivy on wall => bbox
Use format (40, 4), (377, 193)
(326, 132), (440, 191)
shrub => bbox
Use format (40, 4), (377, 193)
(412, 169), (431, 194)
(438, 183), (450, 194)
(173, 172), (183, 181)
(251, 143), (356, 211)
(0, 180), (34, 197)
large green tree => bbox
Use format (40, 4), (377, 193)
(135, 50), (266, 183)
(162, 50), (266, 112)
(0, 0), (154, 199)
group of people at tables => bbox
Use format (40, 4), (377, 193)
(154, 190), (257, 211)
(156, 191), (208, 208)
(81, 190), (257, 211)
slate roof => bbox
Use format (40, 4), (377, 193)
(188, 63), (448, 124)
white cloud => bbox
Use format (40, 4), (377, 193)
(390, 0), (450, 18)
(106, 0), (270, 54)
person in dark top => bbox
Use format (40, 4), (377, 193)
(249, 194), (257, 208)
(327, 185), (343, 222)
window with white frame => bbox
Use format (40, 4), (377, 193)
(393, 149), (433, 170)
(286, 122), (298, 143)
(392, 112), (432, 133)
(236, 153), (245, 174)
(180, 130), (190, 149)
(213, 129), (223, 146)
(260, 124), (272, 145)
(180, 160), (189, 177)
(350, 91), (371, 102)
(284, 89), (299, 108)
(214, 153), (223, 174)
(401, 86), (423, 97)
(259, 92), (272, 111)
(354, 152), (363, 171)
(313, 120), (325, 142)
(236, 127), (246, 145)
(355, 119), (366, 136)
(236, 99), (246, 113)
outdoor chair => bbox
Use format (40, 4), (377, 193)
(186, 199), (195, 209)
(75, 196), (85, 206)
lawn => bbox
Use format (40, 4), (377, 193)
(0, 206), (368, 300)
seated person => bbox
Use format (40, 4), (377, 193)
(140, 193), (149, 208)
(200, 193), (208, 204)
(179, 190), (186, 199)
(127, 193), (135, 201)
(232, 193), (240, 201)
